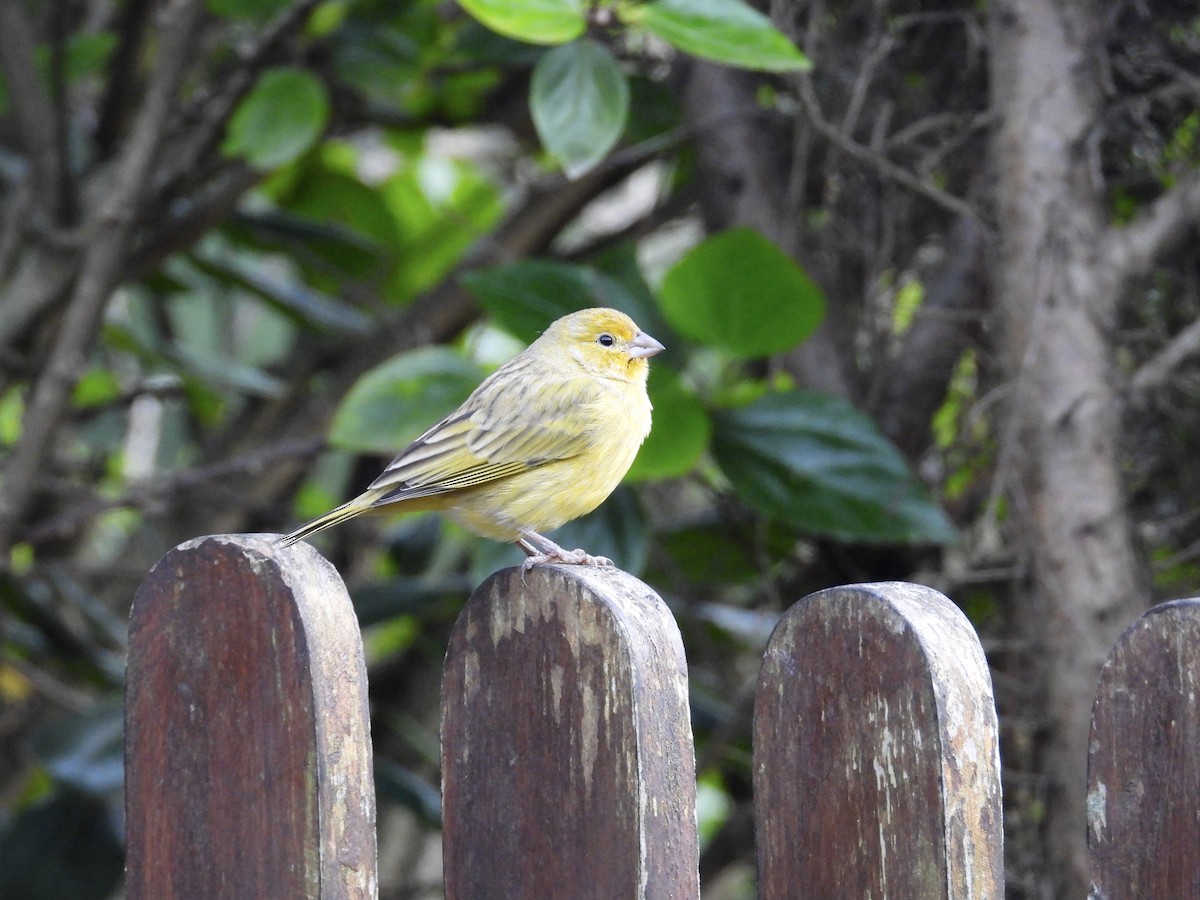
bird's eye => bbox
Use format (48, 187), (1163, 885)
(597, 333), (615, 347)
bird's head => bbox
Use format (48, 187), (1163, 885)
(540, 308), (665, 383)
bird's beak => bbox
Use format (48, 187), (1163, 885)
(629, 331), (665, 359)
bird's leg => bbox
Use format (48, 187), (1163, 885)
(517, 531), (613, 571)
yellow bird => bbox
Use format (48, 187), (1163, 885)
(281, 307), (664, 568)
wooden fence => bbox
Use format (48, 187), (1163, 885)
(124, 534), (1200, 898)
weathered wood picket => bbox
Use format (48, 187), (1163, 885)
(124, 535), (1200, 898)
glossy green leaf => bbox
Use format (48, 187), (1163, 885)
(531, 39), (630, 178)
(329, 347), (484, 454)
(381, 156), (505, 304)
(222, 68), (330, 170)
(659, 227), (824, 358)
(461, 260), (646, 344)
(625, 0), (811, 72)
(712, 390), (957, 544)
(628, 366), (709, 481)
(456, 0), (585, 45)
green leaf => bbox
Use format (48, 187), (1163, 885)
(456, 0), (585, 45)
(461, 260), (646, 344)
(625, 0), (812, 72)
(530, 39), (630, 178)
(628, 366), (709, 481)
(659, 227), (824, 358)
(222, 68), (330, 170)
(72, 369), (122, 409)
(65, 31), (118, 81)
(329, 347), (484, 454)
(712, 390), (957, 544)
(380, 155), (505, 304)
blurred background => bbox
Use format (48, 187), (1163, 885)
(1, 0), (1199, 897)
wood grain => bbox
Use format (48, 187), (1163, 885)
(1088, 598), (1200, 899)
(754, 582), (1003, 899)
(125, 534), (376, 899)
(441, 564), (699, 899)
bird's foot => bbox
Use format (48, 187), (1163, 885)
(517, 533), (612, 571)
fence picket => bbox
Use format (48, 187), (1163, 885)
(441, 564), (699, 899)
(754, 582), (1004, 899)
(125, 534), (377, 899)
(1088, 598), (1200, 899)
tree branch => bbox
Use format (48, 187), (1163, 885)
(149, 0), (324, 205)
(1105, 170), (1200, 285)
(95, 0), (155, 157)
(0, 0), (208, 558)
(1130, 314), (1200, 398)
(794, 73), (987, 228)
(0, 1), (64, 222)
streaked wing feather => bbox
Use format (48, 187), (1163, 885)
(365, 372), (599, 506)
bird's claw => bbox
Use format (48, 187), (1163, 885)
(521, 548), (613, 571)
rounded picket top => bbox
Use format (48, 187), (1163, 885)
(441, 563), (699, 900)
(1088, 597), (1200, 899)
(755, 581), (1003, 900)
(125, 534), (376, 899)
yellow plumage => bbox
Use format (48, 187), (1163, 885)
(280, 308), (664, 568)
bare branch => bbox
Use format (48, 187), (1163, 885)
(1105, 170), (1200, 285)
(1131, 315), (1200, 398)
(149, 0), (324, 205)
(0, 0), (208, 557)
(0, 1), (64, 221)
(95, 0), (155, 157)
(794, 74), (988, 229)
(23, 437), (325, 545)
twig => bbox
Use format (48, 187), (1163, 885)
(0, 0), (208, 559)
(125, 164), (262, 280)
(149, 0), (324, 203)
(794, 73), (987, 228)
(23, 437), (325, 544)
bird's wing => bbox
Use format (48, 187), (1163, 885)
(365, 375), (599, 505)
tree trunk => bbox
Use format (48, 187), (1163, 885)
(989, 0), (1149, 893)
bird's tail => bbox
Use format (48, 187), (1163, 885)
(277, 491), (381, 547)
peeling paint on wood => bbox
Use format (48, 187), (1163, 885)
(441, 565), (699, 899)
(1088, 598), (1200, 899)
(125, 534), (377, 899)
(754, 582), (1004, 899)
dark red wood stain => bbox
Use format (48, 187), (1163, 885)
(441, 564), (699, 900)
(754, 582), (1003, 899)
(1088, 598), (1200, 899)
(125, 534), (376, 899)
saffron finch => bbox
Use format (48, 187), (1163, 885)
(281, 307), (664, 568)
